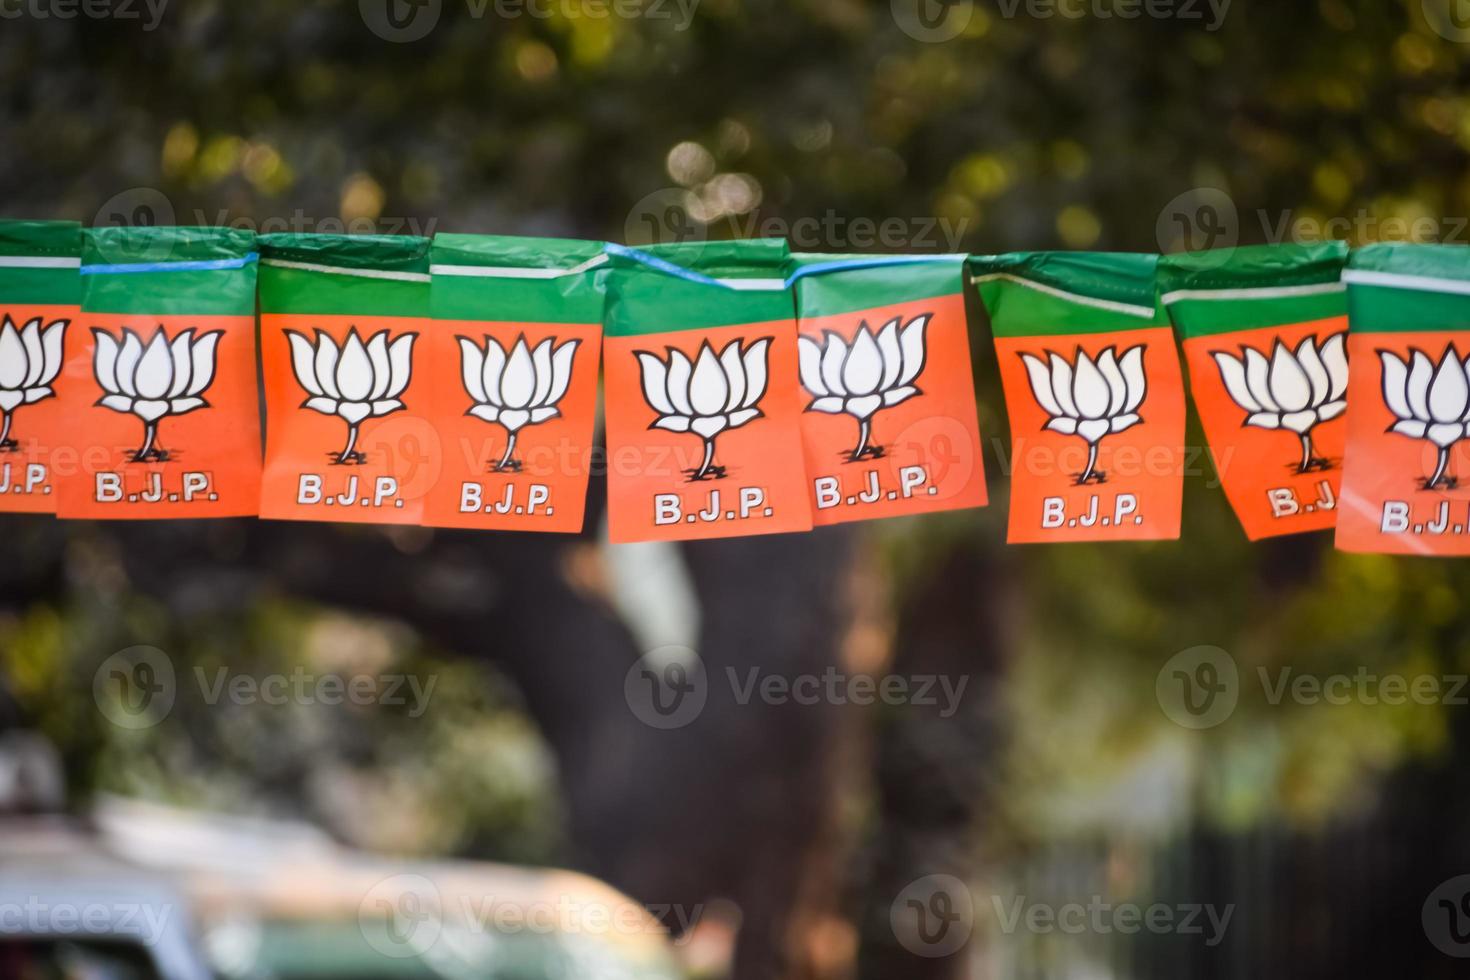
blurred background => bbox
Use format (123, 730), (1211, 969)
(4, 0), (1470, 977)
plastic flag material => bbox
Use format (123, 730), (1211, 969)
(1337, 243), (1470, 555)
(258, 234), (433, 524)
(58, 227), (261, 519)
(425, 235), (604, 532)
(602, 240), (812, 543)
(14, 219), (1470, 552)
(1160, 242), (1349, 540)
(790, 253), (987, 524)
(974, 252), (1186, 543)
(0, 221), (80, 512)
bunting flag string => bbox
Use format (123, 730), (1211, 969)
(793, 251), (988, 525)
(427, 234), (603, 533)
(2, 217), (1469, 555)
(0, 221), (79, 512)
(1158, 242), (1349, 541)
(602, 239), (810, 542)
(257, 233), (428, 524)
(63, 226), (261, 519)
(974, 252), (1187, 543)
(1336, 244), (1470, 556)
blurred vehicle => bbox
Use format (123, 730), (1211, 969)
(0, 736), (684, 980)
(0, 811), (210, 980)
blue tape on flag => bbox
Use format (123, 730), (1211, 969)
(80, 252), (260, 276)
(603, 242), (731, 289)
(605, 243), (963, 291)
(783, 254), (963, 288)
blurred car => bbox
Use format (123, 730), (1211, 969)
(0, 812), (210, 980)
(0, 738), (684, 980)
(96, 796), (685, 980)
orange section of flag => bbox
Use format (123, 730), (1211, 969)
(1337, 331), (1470, 555)
(0, 303), (77, 513)
(259, 313), (436, 524)
(421, 320), (600, 532)
(54, 312), (261, 518)
(796, 292), (987, 524)
(995, 325), (1185, 543)
(603, 320), (813, 543)
(1183, 317), (1347, 540)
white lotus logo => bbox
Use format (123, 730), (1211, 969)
(93, 326), (221, 462)
(798, 314), (929, 461)
(0, 315), (67, 451)
(636, 338), (770, 482)
(1021, 345), (1147, 485)
(1213, 333), (1348, 474)
(458, 334), (580, 472)
(1380, 345), (1470, 490)
(286, 328), (416, 465)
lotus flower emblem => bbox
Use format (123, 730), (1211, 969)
(458, 334), (580, 472)
(0, 315), (67, 451)
(798, 314), (929, 461)
(636, 338), (770, 482)
(286, 328), (416, 465)
(93, 326), (221, 462)
(1021, 345), (1147, 485)
(1213, 333), (1348, 474)
(1380, 345), (1470, 490)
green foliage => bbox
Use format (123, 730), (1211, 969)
(1, 560), (563, 864)
(6, 0), (1470, 873)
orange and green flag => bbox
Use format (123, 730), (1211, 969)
(258, 234), (434, 525)
(0, 220), (81, 512)
(1160, 242), (1348, 540)
(1337, 243), (1470, 555)
(973, 252), (1186, 543)
(602, 240), (812, 543)
(57, 227), (261, 519)
(790, 253), (986, 523)
(425, 234), (604, 533)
